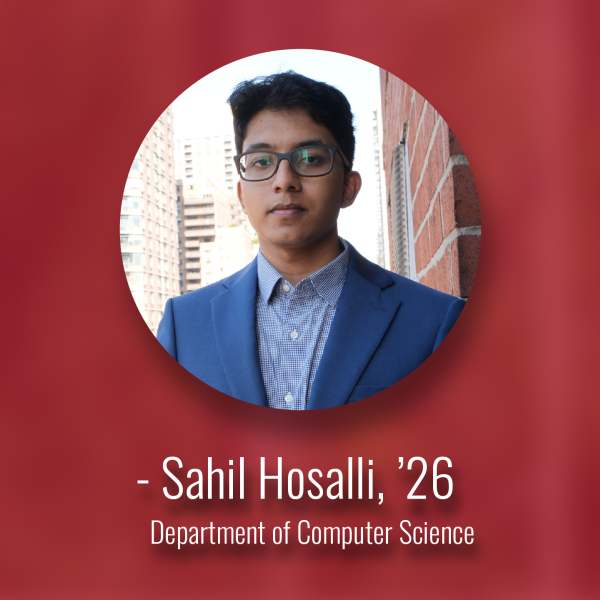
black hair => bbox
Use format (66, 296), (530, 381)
(227, 71), (355, 169)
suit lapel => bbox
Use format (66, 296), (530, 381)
(308, 248), (402, 410)
(210, 260), (268, 407)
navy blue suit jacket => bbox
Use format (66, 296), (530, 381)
(157, 244), (465, 409)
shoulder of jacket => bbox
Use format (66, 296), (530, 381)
(169, 258), (258, 309)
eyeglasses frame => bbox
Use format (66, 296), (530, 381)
(233, 145), (351, 182)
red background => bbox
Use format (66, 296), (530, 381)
(2, 1), (599, 598)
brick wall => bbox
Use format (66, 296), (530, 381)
(380, 70), (481, 298)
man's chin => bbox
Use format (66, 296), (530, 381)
(260, 230), (318, 250)
(265, 237), (310, 249)
(260, 230), (339, 252)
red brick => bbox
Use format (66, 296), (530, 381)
(439, 164), (480, 236)
(413, 233), (422, 274)
(429, 126), (445, 190)
(414, 92), (425, 130)
(441, 172), (457, 238)
(437, 246), (453, 296)
(379, 68), (387, 100)
(401, 82), (409, 124)
(451, 235), (480, 298)
(404, 123), (413, 167)
(422, 104), (436, 152)
(409, 115), (426, 193)
(429, 194), (443, 254)
(425, 265), (438, 291)
(408, 100), (418, 160)
(412, 187), (429, 234)
(424, 125), (445, 206)
(412, 209), (420, 244)
(453, 164), (480, 228)
(445, 124), (465, 168)
(451, 238), (460, 294)
(421, 220), (432, 266)
(448, 127), (464, 155)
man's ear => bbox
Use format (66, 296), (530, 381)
(341, 171), (362, 209)
(237, 180), (247, 213)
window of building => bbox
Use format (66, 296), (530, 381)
(125, 176), (141, 190)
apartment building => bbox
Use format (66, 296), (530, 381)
(176, 178), (249, 293)
(121, 106), (180, 334)
(200, 225), (255, 287)
(175, 134), (236, 193)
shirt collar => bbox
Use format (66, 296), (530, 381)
(257, 238), (350, 307)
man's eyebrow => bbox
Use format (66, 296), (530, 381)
(245, 142), (274, 151)
(244, 139), (326, 152)
(296, 138), (325, 148)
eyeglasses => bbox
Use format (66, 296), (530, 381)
(233, 145), (350, 182)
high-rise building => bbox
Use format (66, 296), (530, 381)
(176, 177), (249, 293)
(121, 106), (180, 335)
(175, 134), (236, 194)
(200, 224), (255, 287)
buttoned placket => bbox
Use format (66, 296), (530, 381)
(255, 240), (350, 410)
(273, 279), (318, 410)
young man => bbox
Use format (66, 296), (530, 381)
(157, 72), (465, 409)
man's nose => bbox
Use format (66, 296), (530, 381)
(272, 158), (301, 191)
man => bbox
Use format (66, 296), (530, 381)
(157, 72), (465, 409)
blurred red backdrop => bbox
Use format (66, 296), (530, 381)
(1, 0), (599, 598)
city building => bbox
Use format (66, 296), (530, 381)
(176, 177), (249, 293)
(200, 224), (255, 287)
(379, 70), (481, 298)
(121, 106), (180, 334)
(175, 134), (236, 193)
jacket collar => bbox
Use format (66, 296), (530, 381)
(307, 244), (401, 409)
(210, 258), (268, 407)
(210, 244), (400, 409)
(256, 239), (350, 307)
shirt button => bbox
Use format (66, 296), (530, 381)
(290, 330), (298, 340)
(282, 284), (290, 292)
(285, 394), (293, 403)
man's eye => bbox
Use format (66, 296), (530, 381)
(251, 156), (272, 168)
(298, 154), (322, 164)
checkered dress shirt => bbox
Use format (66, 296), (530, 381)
(256, 239), (350, 410)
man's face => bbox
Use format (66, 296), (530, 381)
(237, 108), (360, 251)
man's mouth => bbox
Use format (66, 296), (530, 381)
(269, 204), (306, 217)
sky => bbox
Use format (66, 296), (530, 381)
(171, 50), (383, 262)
